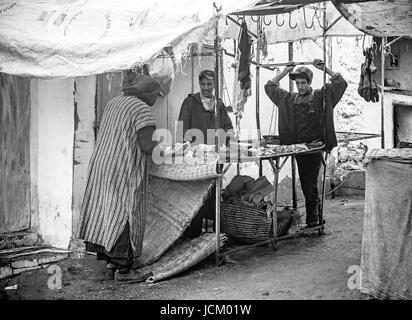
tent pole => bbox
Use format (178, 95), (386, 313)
(220, 45), (224, 103)
(288, 41), (297, 210)
(381, 38), (385, 148)
(233, 39), (241, 176)
(328, 37), (333, 70)
(213, 7), (222, 266)
(324, 15), (342, 34)
(191, 48), (195, 94)
(256, 17), (262, 177)
(227, 15), (258, 39)
(320, 1), (327, 227)
(213, 12), (221, 152)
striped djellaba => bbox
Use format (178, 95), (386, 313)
(78, 95), (156, 257)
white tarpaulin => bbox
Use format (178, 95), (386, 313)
(0, 0), (363, 79)
(0, 0), (256, 79)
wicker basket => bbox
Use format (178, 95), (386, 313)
(221, 202), (293, 244)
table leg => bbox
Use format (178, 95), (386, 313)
(291, 156), (297, 209)
(215, 175), (222, 266)
(271, 158), (279, 250)
(319, 152), (328, 235)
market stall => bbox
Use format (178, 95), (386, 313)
(0, 0), (392, 282)
(208, 1), (381, 265)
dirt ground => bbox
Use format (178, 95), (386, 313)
(1, 197), (369, 300)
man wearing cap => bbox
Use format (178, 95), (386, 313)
(264, 59), (347, 228)
(178, 69), (234, 238)
(78, 71), (163, 281)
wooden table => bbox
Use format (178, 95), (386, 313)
(214, 145), (327, 266)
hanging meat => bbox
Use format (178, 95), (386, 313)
(358, 47), (379, 103)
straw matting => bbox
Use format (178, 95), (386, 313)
(133, 176), (214, 268)
(138, 232), (227, 283)
(149, 161), (219, 181)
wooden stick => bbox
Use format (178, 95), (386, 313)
(4, 249), (71, 259)
(0, 245), (51, 255)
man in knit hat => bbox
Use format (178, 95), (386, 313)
(265, 59), (347, 228)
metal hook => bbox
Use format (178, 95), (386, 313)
(314, 4), (329, 29)
(276, 14), (285, 27)
(263, 16), (272, 26)
(303, 6), (314, 29)
(316, 13), (329, 29)
(288, 12), (297, 29)
(236, 15), (244, 24)
(251, 15), (260, 23)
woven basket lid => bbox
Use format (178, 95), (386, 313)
(364, 148), (412, 163)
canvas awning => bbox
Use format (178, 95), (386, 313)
(0, 0), (257, 79)
(332, 0), (412, 37)
(0, 0), (365, 79)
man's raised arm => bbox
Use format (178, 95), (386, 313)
(264, 64), (295, 106)
(313, 59), (348, 107)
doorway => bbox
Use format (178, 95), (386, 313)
(0, 74), (31, 234)
(394, 102), (412, 148)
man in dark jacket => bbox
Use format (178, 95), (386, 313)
(264, 59), (347, 227)
(178, 69), (234, 146)
(178, 69), (234, 238)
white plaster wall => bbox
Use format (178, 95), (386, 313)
(30, 79), (74, 249)
(30, 80), (40, 235)
(72, 76), (96, 239)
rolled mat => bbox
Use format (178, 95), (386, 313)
(137, 232), (227, 283)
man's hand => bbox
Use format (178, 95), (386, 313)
(268, 62), (294, 84)
(313, 59), (337, 77)
(284, 62), (295, 73)
(313, 59), (325, 70)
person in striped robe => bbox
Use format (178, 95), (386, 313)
(78, 72), (162, 280)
